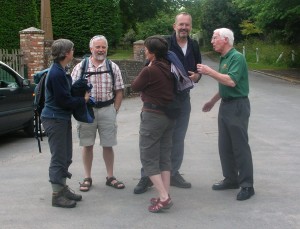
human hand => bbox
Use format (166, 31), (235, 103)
(188, 71), (202, 82)
(202, 101), (214, 112)
(197, 64), (211, 75)
(84, 91), (90, 103)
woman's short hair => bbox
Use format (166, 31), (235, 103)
(144, 35), (168, 60)
(89, 35), (108, 48)
(215, 28), (234, 46)
(51, 39), (74, 62)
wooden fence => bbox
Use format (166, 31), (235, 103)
(0, 49), (25, 77)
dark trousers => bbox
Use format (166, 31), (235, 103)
(170, 93), (191, 176)
(141, 93), (191, 177)
(42, 118), (73, 185)
(218, 98), (253, 187)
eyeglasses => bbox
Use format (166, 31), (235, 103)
(211, 36), (225, 41)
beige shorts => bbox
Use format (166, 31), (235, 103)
(77, 105), (117, 147)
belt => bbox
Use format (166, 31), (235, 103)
(143, 102), (165, 111)
(222, 96), (248, 102)
(93, 99), (114, 108)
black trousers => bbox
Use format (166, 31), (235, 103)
(42, 118), (73, 185)
(218, 98), (253, 187)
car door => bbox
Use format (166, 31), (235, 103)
(0, 62), (34, 134)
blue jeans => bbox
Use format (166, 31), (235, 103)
(42, 118), (73, 185)
(141, 92), (191, 177)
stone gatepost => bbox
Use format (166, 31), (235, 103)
(133, 40), (145, 62)
(19, 27), (45, 81)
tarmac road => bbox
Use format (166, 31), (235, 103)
(0, 55), (299, 229)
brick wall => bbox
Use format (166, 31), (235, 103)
(113, 59), (144, 83)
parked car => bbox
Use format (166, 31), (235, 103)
(0, 61), (35, 136)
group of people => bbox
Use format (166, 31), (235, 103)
(42, 12), (254, 212)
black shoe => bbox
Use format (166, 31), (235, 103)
(134, 177), (153, 194)
(52, 190), (77, 208)
(170, 172), (191, 188)
(62, 186), (82, 201)
(212, 179), (239, 190)
(237, 187), (255, 201)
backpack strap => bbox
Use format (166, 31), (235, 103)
(80, 57), (89, 79)
(80, 57), (116, 98)
(105, 59), (115, 95)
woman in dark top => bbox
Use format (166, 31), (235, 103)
(41, 39), (89, 208)
(132, 36), (175, 213)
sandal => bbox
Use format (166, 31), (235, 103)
(150, 197), (159, 205)
(106, 176), (125, 189)
(150, 194), (170, 205)
(148, 197), (173, 213)
(79, 178), (92, 192)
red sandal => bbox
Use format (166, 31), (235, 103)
(150, 194), (170, 205)
(148, 197), (173, 213)
(150, 197), (159, 205)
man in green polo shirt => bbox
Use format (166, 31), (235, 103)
(197, 28), (254, 201)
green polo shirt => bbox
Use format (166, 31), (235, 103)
(218, 48), (249, 98)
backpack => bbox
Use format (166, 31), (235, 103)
(33, 57), (114, 152)
(33, 68), (49, 153)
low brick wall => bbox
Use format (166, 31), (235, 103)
(113, 59), (144, 83)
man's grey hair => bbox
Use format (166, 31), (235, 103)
(51, 39), (74, 62)
(175, 12), (192, 25)
(89, 35), (108, 48)
(214, 28), (234, 46)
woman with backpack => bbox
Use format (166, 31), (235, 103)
(41, 39), (90, 208)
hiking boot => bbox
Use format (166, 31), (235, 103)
(170, 172), (191, 188)
(134, 177), (153, 194)
(52, 190), (76, 208)
(62, 186), (82, 201)
(236, 187), (255, 201)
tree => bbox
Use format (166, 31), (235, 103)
(136, 11), (175, 40)
(199, 0), (248, 46)
(239, 20), (262, 39)
(233, 0), (300, 43)
(119, 0), (178, 34)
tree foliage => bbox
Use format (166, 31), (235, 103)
(199, 0), (249, 45)
(0, 0), (38, 49)
(233, 0), (300, 43)
(136, 11), (176, 40)
(119, 0), (179, 33)
(240, 20), (262, 37)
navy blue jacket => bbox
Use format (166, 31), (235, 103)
(42, 62), (85, 120)
(167, 33), (202, 74)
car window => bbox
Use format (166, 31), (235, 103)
(0, 65), (19, 89)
